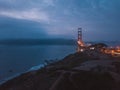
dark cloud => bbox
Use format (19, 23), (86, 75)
(0, 16), (47, 39)
(0, 0), (120, 41)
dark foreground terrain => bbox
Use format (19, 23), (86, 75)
(0, 51), (120, 90)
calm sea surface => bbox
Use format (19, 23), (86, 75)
(0, 45), (76, 82)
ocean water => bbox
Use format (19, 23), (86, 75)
(0, 45), (76, 83)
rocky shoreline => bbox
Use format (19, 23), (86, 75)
(0, 51), (120, 90)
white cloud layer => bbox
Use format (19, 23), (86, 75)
(0, 9), (50, 23)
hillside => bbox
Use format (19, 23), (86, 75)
(0, 51), (120, 90)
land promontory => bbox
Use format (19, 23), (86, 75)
(0, 50), (120, 90)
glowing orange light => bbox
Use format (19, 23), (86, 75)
(77, 40), (84, 47)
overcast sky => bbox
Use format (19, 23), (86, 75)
(0, 0), (120, 41)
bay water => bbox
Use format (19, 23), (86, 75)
(0, 45), (76, 83)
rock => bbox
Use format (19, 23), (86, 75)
(0, 52), (120, 90)
(50, 70), (116, 90)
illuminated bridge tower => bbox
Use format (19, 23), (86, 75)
(77, 28), (85, 52)
(78, 28), (82, 42)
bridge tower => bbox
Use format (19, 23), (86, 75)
(77, 28), (85, 52)
(78, 28), (82, 41)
